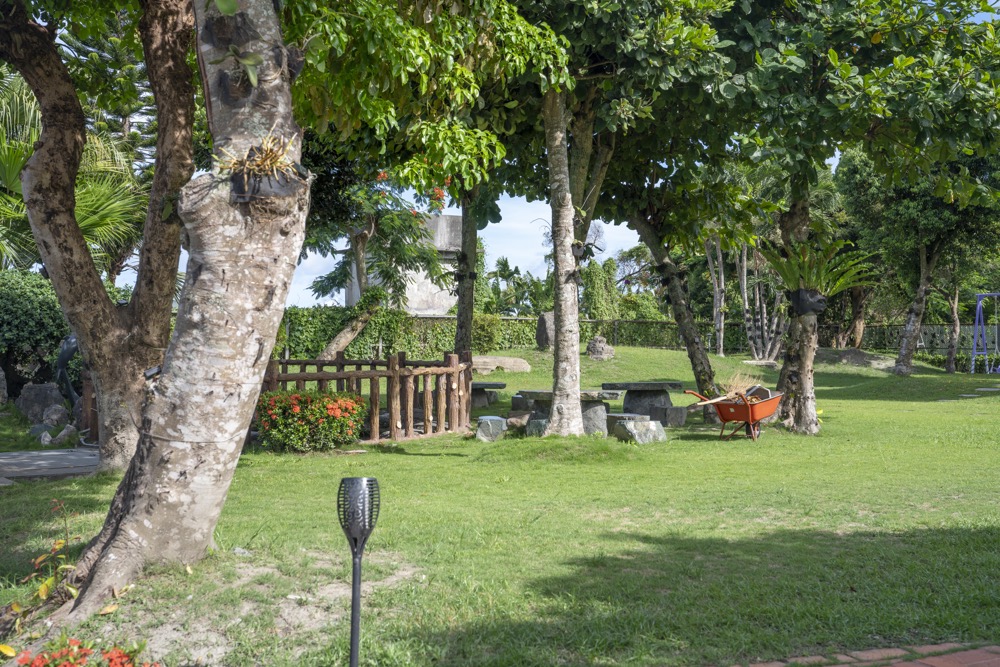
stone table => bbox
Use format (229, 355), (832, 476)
(601, 382), (683, 416)
(471, 381), (506, 408)
(517, 389), (624, 436)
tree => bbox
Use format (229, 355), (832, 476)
(581, 258), (620, 321)
(717, 0), (1000, 433)
(0, 0), (193, 470)
(508, 0), (732, 435)
(0, 67), (146, 273)
(836, 148), (1000, 375)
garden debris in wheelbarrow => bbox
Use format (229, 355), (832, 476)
(684, 386), (783, 441)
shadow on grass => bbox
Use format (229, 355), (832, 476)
(0, 473), (120, 583)
(409, 526), (1000, 666)
(366, 444), (468, 457)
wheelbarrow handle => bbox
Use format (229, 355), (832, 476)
(684, 389), (709, 402)
(685, 389), (734, 406)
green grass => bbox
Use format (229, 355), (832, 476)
(0, 405), (50, 452)
(2, 347), (1000, 666)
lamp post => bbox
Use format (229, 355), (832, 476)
(337, 477), (380, 667)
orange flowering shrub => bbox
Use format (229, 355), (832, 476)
(254, 391), (367, 452)
(13, 635), (158, 667)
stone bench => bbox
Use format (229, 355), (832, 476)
(476, 416), (507, 442)
(606, 412), (645, 434)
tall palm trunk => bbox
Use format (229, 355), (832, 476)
(894, 244), (941, 375)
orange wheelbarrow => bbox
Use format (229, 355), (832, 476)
(684, 387), (783, 441)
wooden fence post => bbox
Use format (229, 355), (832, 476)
(422, 374), (433, 434)
(387, 354), (402, 440)
(435, 372), (447, 434)
(368, 374), (381, 443)
(398, 351), (408, 430)
(403, 373), (415, 438)
(445, 353), (459, 431)
(459, 350), (472, 428)
(263, 360), (278, 392)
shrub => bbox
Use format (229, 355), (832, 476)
(471, 313), (502, 354)
(255, 391), (367, 452)
(9, 634), (159, 667)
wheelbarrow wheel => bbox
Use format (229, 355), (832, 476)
(745, 423), (761, 440)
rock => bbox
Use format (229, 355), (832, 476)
(581, 400), (610, 436)
(526, 418), (548, 437)
(39, 431), (53, 446)
(15, 383), (66, 424)
(0, 365), (6, 404)
(29, 423), (51, 437)
(511, 394), (534, 412)
(42, 404), (70, 428)
(506, 411), (532, 431)
(51, 424), (78, 446)
(612, 420), (667, 444)
(232, 547), (253, 557)
(472, 356), (532, 374)
(650, 406), (688, 427)
(536, 311), (555, 351)
(586, 335), (615, 361)
(476, 416), (507, 442)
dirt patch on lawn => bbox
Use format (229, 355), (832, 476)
(814, 347), (895, 370)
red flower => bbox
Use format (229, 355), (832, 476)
(376, 171), (387, 181)
(292, 405), (300, 414)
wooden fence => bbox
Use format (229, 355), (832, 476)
(262, 350), (473, 443)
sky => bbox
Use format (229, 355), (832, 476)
(284, 194), (641, 307)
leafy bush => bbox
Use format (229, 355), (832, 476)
(471, 313), (502, 354)
(915, 351), (991, 373)
(0, 271), (71, 393)
(8, 634), (159, 667)
(254, 391), (367, 452)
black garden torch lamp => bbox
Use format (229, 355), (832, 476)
(338, 477), (380, 667)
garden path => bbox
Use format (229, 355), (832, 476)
(0, 447), (98, 484)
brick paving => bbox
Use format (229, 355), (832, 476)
(744, 644), (1000, 667)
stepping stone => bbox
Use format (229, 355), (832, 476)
(612, 420), (667, 444)
(936, 399), (958, 402)
(475, 416), (507, 442)
(0, 476), (13, 486)
(958, 394), (982, 398)
(975, 387), (1000, 391)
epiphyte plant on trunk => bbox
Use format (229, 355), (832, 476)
(759, 240), (876, 315)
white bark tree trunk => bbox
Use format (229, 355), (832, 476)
(541, 88), (584, 436)
(60, 0), (310, 623)
(894, 244), (940, 376)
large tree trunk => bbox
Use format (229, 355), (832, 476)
(350, 225), (371, 294)
(893, 245), (940, 375)
(775, 190), (821, 433)
(776, 313), (820, 434)
(0, 0), (193, 470)
(453, 186), (479, 356)
(847, 286), (868, 349)
(736, 244), (786, 361)
(945, 283), (961, 374)
(567, 85), (615, 245)
(541, 88), (584, 436)
(60, 0), (310, 623)
(631, 217), (720, 409)
(705, 235), (725, 356)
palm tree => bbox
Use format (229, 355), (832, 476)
(0, 65), (146, 273)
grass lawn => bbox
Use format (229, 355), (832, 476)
(2, 347), (999, 666)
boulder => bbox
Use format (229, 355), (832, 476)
(15, 383), (66, 424)
(475, 416), (507, 442)
(39, 431), (53, 446)
(526, 418), (548, 437)
(535, 311), (556, 350)
(606, 412), (646, 434)
(29, 423), (51, 437)
(0, 365), (6, 404)
(51, 424), (78, 446)
(612, 420), (667, 444)
(581, 400), (610, 436)
(42, 404), (70, 428)
(472, 356), (532, 374)
(506, 411), (532, 431)
(586, 335), (615, 361)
